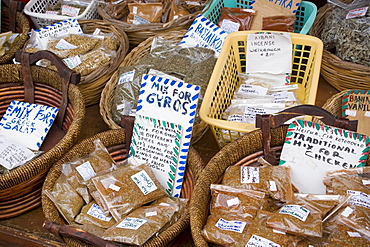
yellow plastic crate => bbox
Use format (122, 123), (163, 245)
(199, 31), (323, 148)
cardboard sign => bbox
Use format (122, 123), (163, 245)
(342, 90), (370, 137)
(0, 100), (59, 150)
(279, 119), (370, 194)
(129, 74), (200, 197)
(249, 0), (302, 30)
(179, 14), (228, 57)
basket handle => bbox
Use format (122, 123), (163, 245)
(43, 220), (120, 247)
(15, 50), (81, 129)
(3, 0), (24, 32)
(255, 104), (358, 165)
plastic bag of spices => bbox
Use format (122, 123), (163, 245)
(44, 173), (85, 224)
(91, 161), (167, 221)
(324, 167), (370, 195)
(239, 210), (303, 247)
(168, 0), (190, 22)
(127, 3), (163, 24)
(218, 7), (255, 33)
(102, 202), (180, 245)
(210, 184), (266, 216)
(265, 195), (328, 238)
(75, 200), (116, 228)
(262, 15), (296, 32)
(202, 213), (254, 246)
(222, 165), (294, 202)
(61, 138), (118, 204)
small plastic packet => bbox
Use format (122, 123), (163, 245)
(127, 3), (163, 24)
(75, 200), (116, 228)
(150, 196), (188, 229)
(44, 173), (85, 224)
(265, 195), (327, 238)
(209, 184), (266, 216)
(262, 15), (297, 32)
(60, 0), (90, 17)
(91, 161), (167, 221)
(218, 7), (255, 33)
(324, 167), (370, 195)
(222, 165), (294, 202)
(168, 0), (190, 22)
(241, 210), (303, 247)
(0, 134), (42, 174)
(102, 202), (180, 245)
(202, 213), (253, 246)
(326, 204), (370, 245)
(61, 138), (118, 204)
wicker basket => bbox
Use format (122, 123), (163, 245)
(97, 0), (202, 49)
(72, 20), (129, 106)
(309, 2), (370, 91)
(189, 105), (365, 247)
(42, 128), (205, 247)
(0, 50), (85, 219)
(99, 29), (209, 144)
(0, 0), (30, 64)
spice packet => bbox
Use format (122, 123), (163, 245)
(102, 202), (179, 245)
(222, 165), (294, 202)
(168, 0), (190, 21)
(91, 162), (167, 221)
(326, 204), (370, 245)
(241, 210), (303, 247)
(75, 200), (116, 228)
(324, 167), (370, 195)
(262, 15), (296, 32)
(127, 3), (163, 24)
(210, 184), (266, 216)
(265, 196), (326, 238)
(61, 138), (118, 204)
(218, 7), (255, 33)
(44, 173), (85, 224)
(202, 213), (254, 246)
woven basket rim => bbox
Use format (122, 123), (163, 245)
(42, 128), (205, 247)
(0, 64), (85, 190)
(0, 6), (30, 64)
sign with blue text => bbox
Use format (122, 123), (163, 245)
(279, 119), (370, 194)
(179, 14), (228, 57)
(129, 74), (200, 197)
(0, 100), (59, 150)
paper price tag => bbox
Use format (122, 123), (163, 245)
(131, 170), (157, 195)
(76, 161), (96, 181)
(87, 203), (112, 222)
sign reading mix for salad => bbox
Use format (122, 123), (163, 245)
(129, 74), (200, 197)
(0, 100), (59, 150)
(279, 119), (370, 194)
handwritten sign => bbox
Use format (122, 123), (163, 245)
(130, 115), (182, 195)
(246, 32), (292, 74)
(342, 90), (370, 137)
(0, 100), (59, 150)
(279, 119), (370, 194)
(179, 15), (228, 57)
(129, 74), (200, 197)
(249, 0), (302, 30)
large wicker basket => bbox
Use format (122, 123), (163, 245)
(97, 0), (202, 49)
(42, 128), (205, 247)
(99, 29), (209, 144)
(189, 105), (365, 247)
(309, 1), (370, 91)
(0, 0), (30, 64)
(0, 50), (85, 219)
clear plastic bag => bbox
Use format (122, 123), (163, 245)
(44, 173), (85, 224)
(222, 165), (294, 202)
(102, 201), (180, 245)
(210, 184), (266, 216)
(127, 3), (163, 24)
(91, 161), (167, 221)
(61, 138), (118, 204)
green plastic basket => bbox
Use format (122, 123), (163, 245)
(202, 0), (317, 34)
